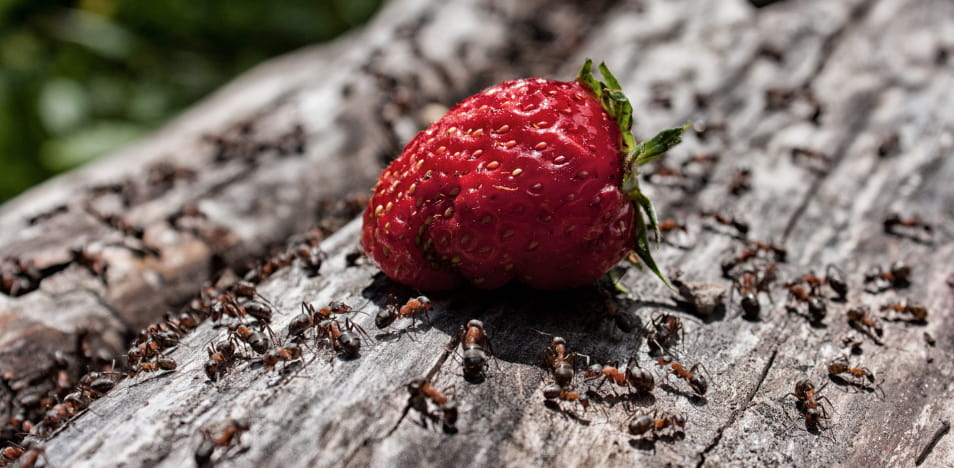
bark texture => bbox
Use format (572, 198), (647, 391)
(2, 0), (953, 467)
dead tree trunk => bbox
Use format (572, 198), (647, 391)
(2, 0), (953, 466)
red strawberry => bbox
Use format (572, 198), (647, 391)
(361, 60), (687, 290)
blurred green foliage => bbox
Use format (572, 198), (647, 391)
(0, 0), (382, 202)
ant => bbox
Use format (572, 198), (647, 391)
(728, 167), (752, 196)
(1, 442), (47, 468)
(825, 264), (848, 301)
(194, 418), (250, 468)
(656, 355), (708, 396)
(783, 280), (826, 325)
(131, 356), (177, 375)
(542, 337), (584, 387)
(883, 212), (932, 242)
(880, 300), (928, 323)
(784, 380), (831, 431)
(457, 320), (494, 380)
(628, 409), (686, 439)
(287, 301), (353, 340)
(263, 344), (303, 370)
(375, 296), (433, 330)
(295, 244), (325, 277)
(846, 306), (884, 343)
(733, 269), (773, 321)
(700, 210), (749, 236)
(320, 318), (370, 358)
(542, 383), (590, 413)
(827, 357), (880, 393)
(205, 340), (237, 381)
(228, 324), (269, 355)
(645, 314), (683, 356)
(584, 357), (654, 395)
(721, 242), (786, 278)
(407, 378), (457, 432)
(658, 219), (688, 234)
(790, 147), (830, 173)
(863, 261), (911, 292)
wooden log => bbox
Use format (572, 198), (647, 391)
(4, 0), (954, 466)
(0, 0), (615, 414)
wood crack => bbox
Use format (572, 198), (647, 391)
(695, 347), (779, 468)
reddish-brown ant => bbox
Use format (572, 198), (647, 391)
(825, 264), (848, 301)
(827, 357), (880, 393)
(131, 356), (177, 375)
(458, 320), (494, 380)
(728, 167), (752, 196)
(287, 301), (353, 339)
(263, 344), (302, 370)
(721, 241), (786, 278)
(783, 278), (826, 325)
(656, 355), (707, 396)
(881, 300), (928, 323)
(320, 318), (370, 358)
(585, 357), (654, 395)
(883, 212), (933, 242)
(628, 409), (686, 439)
(542, 337), (584, 387)
(407, 378), (457, 432)
(700, 210), (749, 236)
(194, 418), (250, 468)
(1, 442), (47, 468)
(227, 324), (269, 355)
(205, 340), (237, 381)
(784, 380), (832, 431)
(658, 219), (688, 233)
(295, 245), (324, 277)
(733, 270), (772, 321)
(375, 296), (432, 329)
(864, 261), (911, 292)
(542, 383), (590, 412)
(846, 306), (884, 342)
(645, 314), (683, 356)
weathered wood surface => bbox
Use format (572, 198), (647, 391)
(0, 0), (608, 407)
(3, 0), (954, 466)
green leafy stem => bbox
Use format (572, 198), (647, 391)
(577, 58), (690, 289)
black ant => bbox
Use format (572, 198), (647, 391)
(407, 378), (457, 432)
(863, 261), (911, 292)
(628, 409), (686, 439)
(458, 320), (494, 380)
(700, 210), (749, 236)
(784, 380), (832, 431)
(881, 300), (928, 324)
(645, 314), (683, 356)
(542, 337), (584, 388)
(728, 167), (752, 196)
(846, 306), (884, 344)
(656, 355), (708, 396)
(584, 357), (654, 395)
(375, 296), (432, 329)
(194, 418), (250, 468)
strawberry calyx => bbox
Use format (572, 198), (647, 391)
(577, 59), (689, 289)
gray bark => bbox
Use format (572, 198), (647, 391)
(2, 0), (953, 467)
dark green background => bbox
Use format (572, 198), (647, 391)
(0, 0), (382, 202)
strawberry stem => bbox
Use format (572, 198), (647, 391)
(577, 59), (689, 290)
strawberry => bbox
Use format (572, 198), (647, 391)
(361, 60), (687, 290)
